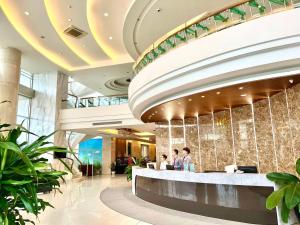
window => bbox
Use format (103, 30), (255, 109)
(20, 69), (33, 88)
(17, 95), (31, 143)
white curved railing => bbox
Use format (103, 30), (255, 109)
(133, 0), (300, 74)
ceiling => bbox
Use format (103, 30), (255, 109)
(141, 75), (300, 122)
(123, 0), (241, 59)
(0, 0), (245, 95)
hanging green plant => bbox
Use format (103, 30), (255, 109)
(165, 39), (175, 48)
(158, 46), (166, 54)
(175, 33), (186, 42)
(230, 7), (246, 20)
(196, 23), (209, 31)
(214, 13), (229, 22)
(186, 27), (197, 37)
(249, 0), (266, 14)
(152, 49), (158, 58)
(269, 0), (288, 5)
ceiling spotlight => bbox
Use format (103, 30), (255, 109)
(239, 86), (244, 90)
(24, 11), (30, 16)
(156, 8), (161, 13)
(241, 94), (247, 97)
(216, 91), (221, 95)
(68, 5), (72, 9)
(40, 35), (45, 39)
(109, 36), (113, 40)
(289, 79), (294, 84)
(188, 98), (192, 102)
(68, 18), (72, 22)
(201, 95), (205, 98)
(104, 12), (109, 17)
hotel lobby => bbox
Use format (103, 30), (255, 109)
(1, 0), (300, 225)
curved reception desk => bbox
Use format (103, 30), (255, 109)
(132, 167), (288, 225)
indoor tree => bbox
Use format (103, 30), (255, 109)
(0, 123), (72, 225)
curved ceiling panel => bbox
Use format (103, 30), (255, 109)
(44, 0), (109, 65)
(87, 0), (134, 61)
(124, 0), (240, 59)
(1, 0), (87, 71)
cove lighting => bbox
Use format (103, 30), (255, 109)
(44, 0), (95, 65)
(87, 0), (118, 60)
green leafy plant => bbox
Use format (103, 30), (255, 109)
(266, 158), (300, 223)
(0, 123), (72, 225)
(124, 157), (148, 181)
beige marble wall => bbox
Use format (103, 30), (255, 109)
(270, 92), (294, 174)
(155, 83), (300, 174)
(213, 110), (234, 171)
(185, 118), (200, 171)
(199, 114), (217, 171)
(171, 120), (185, 154)
(155, 122), (170, 166)
(253, 98), (277, 173)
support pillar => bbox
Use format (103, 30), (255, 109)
(0, 47), (21, 125)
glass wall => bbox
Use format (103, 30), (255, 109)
(16, 70), (33, 143)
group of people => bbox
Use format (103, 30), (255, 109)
(160, 147), (192, 171)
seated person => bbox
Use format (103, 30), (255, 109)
(182, 147), (192, 171)
(172, 149), (183, 170)
(160, 154), (168, 170)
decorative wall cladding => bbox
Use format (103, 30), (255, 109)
(155, 83), (300, 174)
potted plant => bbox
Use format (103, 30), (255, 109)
(111, 162), (116, 177)
(0, 123), (72, 224)
(266, 158), (300, 223)
(93, 161), (102, 175)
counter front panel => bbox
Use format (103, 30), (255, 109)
(136, 175), (277, 225)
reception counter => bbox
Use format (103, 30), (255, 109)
(132, 167), (291, 225)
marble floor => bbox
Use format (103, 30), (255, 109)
(31, 175), (257, 225)
(32, 175), (150, 225)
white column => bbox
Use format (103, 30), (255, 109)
(0, 47), (21, 125)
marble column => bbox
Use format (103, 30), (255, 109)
(102, 136), (113, 175)
(0, 47), (21, 125)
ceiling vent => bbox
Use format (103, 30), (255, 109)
(63, 25), (87, 39)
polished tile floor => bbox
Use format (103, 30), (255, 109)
(32, 175), (255, 225)
(33, 175), (150, 225)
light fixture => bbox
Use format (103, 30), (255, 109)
(40, 35), (45, 39)
(201, 95), (205, 98)
(289, 79), (294, 84)
(24, 11), (30, 16)
(241, 94), (247, 97)
(68, 18), (72, 22)
(239, 86), (244, 90)
(104, 12), (109, 17)
(109, 36), (113, 40)
(188, 98), (192, 102)
(216, 91), (221, 95)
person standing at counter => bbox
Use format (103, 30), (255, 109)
(160, 154), (168, 170)
(172, 149), (183, 170)
(182, 147), (192, 171)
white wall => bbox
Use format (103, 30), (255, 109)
(129, 8), (300, 119)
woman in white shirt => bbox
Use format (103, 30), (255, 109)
(160, 154), (168, 170)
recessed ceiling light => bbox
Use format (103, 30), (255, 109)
(104, 12), (109, 17)
(40, 35), (45, 39)
(68, 5), (72, 9)
(239, 86), (244, 90)
(289, 79), (294, 84)
(24, 11), (30, 16)
(109, 36), (113, 40)
(68, 18), (72, 22)
(241, 94), (247, 97)
(188, 98), (192, 102)
(177, 102), (181, 105)
(216, 91), (221, 95)
(201, 95), (205, 98)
